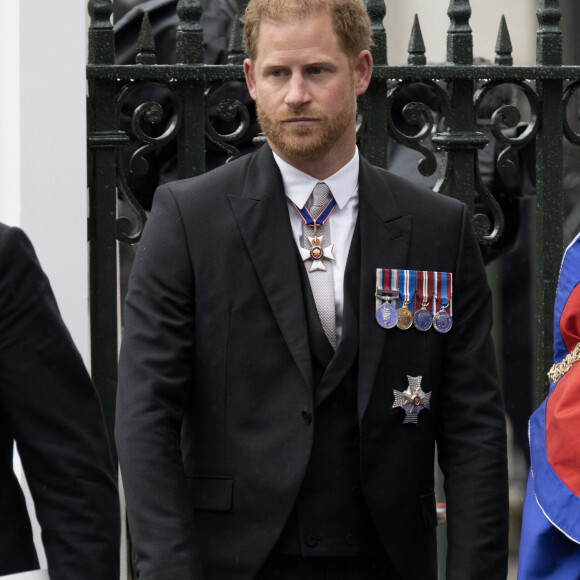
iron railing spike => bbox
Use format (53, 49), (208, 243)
(88, 0), (112, 30)
(495, 15), (513, 66)
(136, 13), (157, 65)
(537, 0), (563, 34)
(408, 14), (427, 66)
(87, 0), (114, 65)
(229, 0), (251, 64)
(365, 0), (387, 65)
(537, 0), (562, 65)
(237, 0), (250, 21)
(227, 12), (246, 65)
(447, 0), (473, 65)
(176, 0), (203, 64)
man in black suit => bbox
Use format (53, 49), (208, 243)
(0, 223), (120, 578)
(116, 0), (509, 578)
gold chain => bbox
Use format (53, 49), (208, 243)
(548, 342), (580, 383)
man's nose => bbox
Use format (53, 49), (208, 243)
(284, 75), (310, 108)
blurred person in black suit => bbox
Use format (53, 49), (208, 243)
(0, 223), (120, 578)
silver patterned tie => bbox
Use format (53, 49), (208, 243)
(302, 182), (336, 348)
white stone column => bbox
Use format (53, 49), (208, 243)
(0, 1), (21, 225)
(1, 0), (90, 362)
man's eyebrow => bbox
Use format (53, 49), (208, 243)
(261, 61), (287, 69)
(304, 60), (335, 68)
(261, 58), (335, 69)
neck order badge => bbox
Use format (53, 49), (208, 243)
(294, 186), (337, 273)
(297, 182), (337, 348)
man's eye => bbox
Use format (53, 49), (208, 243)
(310, 67), (323, 75)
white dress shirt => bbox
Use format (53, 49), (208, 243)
(272, 149), (360, 342)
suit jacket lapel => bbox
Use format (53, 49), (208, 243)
(357, 158), (413, 423)
(227, 145), (313, 390)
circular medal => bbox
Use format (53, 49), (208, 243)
(375, 302), (398, 329)
(310, 245), (323, 260)
(396, 303), (413, 330)
(413, 307), (433, 332)
(433, 309), (453, 333)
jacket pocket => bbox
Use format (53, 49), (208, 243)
(420, 492), (437, 529)
(187, 475), (234, 512)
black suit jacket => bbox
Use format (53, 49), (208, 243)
(0, 224), (120, 579)
(117, 144), (509, 579)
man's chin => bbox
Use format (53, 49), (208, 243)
(268, 132), (333, 162)
(272, 141), (330, 163)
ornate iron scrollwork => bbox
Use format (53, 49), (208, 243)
(386, 80), (451, 181)
(563, 80), (580, 147)
(204, 83), (252, 163)
(115, 81), (183, 244)
(472, 80), (538, 244)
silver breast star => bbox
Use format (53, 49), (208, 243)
(299, 234), (335, 272)
(392, 375), (431, 424)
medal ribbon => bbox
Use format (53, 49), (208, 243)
(440, 272), (447, 309)
(415, 270), (429, 310)
(375, 269), (401, 306)
(440, 271), (453, 315)
(432, 271), (438, 316)
(376, 269), (385, 310)
(292, 198), (337, 227)
(390, 269), (399, 306)
(376, 268), (393, 309)
(398, 270), (405, 308)
(432, 271), (453, 315)
(377, 269), (452, 316)
(397, 269), (413, 308)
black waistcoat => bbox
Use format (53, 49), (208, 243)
(274, 223), (383, 557)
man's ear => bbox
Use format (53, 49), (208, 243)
(353, 50), (373, 96)
(244, 58), (257, 101)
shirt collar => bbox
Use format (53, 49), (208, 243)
(272, 148), (360, 210)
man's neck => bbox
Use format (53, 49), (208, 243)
(268, 136), (357, 181)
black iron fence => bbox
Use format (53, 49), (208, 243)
(87, 0), (574, 456)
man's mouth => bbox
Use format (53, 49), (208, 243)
(283, 117), (319, 125)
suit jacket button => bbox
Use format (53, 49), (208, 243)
(345, 533), (356, 546)
(351, 484), (362, 497)
(301, 409), (312, 424)
(305, 535), (319, 547)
